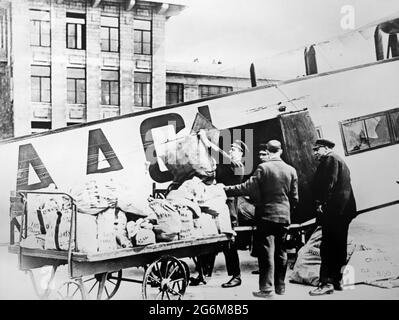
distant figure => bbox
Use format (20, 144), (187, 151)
(225, 140), (298, 298)
(257, 143), (269, 164)
(309, 139), (357, 296)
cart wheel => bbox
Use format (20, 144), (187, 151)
(56, 280), (86, 300)
(83, 270), (122, 300)
(179, 259), (191, 283)
(27, 266), (57, 300)
(142, 256), (188, 300)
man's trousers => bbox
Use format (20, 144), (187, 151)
(254, 221), (289, 292)
(319, 215), (351, 285)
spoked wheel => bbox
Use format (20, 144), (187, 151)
(27, 266), (57, 300)
(180, 259), (191, 283)
(83, 270), (122, 300)
(56, 280), (86, 300)
(142, 256), (188, 300)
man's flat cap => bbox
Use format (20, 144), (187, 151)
(313, 139), (335, 149)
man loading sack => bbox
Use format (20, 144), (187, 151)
(197, 129), (248, 288)
(156, 126), (236, 239)
(157, 123), (245, 287)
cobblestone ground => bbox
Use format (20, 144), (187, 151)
(1, 206), (398, 300)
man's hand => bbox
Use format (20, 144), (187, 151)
(316, 204), (323, 215)
(198, 128), (206, 138)
(198, 129), (212, 148)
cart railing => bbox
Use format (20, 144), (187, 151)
(10, 190), (78, 278)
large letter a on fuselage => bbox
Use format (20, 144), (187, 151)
(17, 143), (55, 190)
(87, 129), (123, 174)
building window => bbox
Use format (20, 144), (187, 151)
(134, 19), (151, 55)
(67, 68), (86, 104)
(31, 121), (51, 134)
(101, 70), (119, 105)
(101, 16), (119, 52)
(166, 83), (184, 105)
(340, 108), (399, 155)
(199, 85), (233, 98)
(66, 12), (85, 50)
(31, 65), (51, 103)
(0, 9), (6, 53)
(30, 10), (50, 47)
(134, 72), (151, 107)
(67, 122), (81, 127)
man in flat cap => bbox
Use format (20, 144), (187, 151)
(224, 140), (298, 298)
(309, 139), (357, 296)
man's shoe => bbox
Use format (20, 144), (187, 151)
(221, 276), (241, 288)
(251, 270), (260, 275)
(275, 288), (285, 295)
(252, 291), (274, 299)
(189, 276), (206, 286)
(309, 283), (334, 296)
(333, 282), (343, 291)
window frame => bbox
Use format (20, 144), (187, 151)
(67, 68), (86, 104)
(100, 16), (119, 53)
(31, 121), (51, 134)
(340, 108), (399, 156)
(199, 85), (233, 98)
(388, 109), (399, 142)
(30, 19), (51, 47)
(31, 65), (51, 103)
(0, 10), (6, 52)
(134, 72), (151, 108)
(66, 13), (86, 50)
(166, 82), (184, 105)
(134, 19), (152, 55)
(101, 70), (119, 106)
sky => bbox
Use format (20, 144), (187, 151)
(165, 0), (399, 79)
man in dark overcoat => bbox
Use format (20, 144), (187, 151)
(309, 139), (357, 296)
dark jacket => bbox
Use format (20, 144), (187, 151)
(224, 158), (298, 225)
(312, 151), (357, 218)
(216, 160), (244, 224)
(216, 160), (244, 186)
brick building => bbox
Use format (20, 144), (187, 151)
(0, 0), (274, 139)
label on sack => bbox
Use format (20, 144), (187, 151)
(136, 229), (155, 246)
(344, 250), (399, 285)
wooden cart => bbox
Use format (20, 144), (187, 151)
(8, 190), (231, 300)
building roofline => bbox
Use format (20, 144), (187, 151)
(89, 0), (188, 15)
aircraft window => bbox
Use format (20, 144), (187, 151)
(341, 111), (395, 155)
(390, 111), (399, 141)
(342, 120), (370, 152)
(365, 115), (391, 147)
